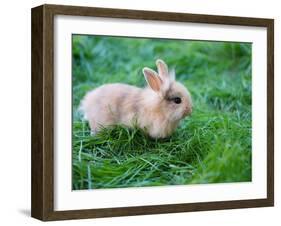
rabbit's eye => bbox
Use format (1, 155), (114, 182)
(173, 97), (182, 104)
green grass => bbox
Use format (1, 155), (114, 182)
(72, 35), (252, 190)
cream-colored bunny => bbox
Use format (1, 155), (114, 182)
(81, 59), (192, 138)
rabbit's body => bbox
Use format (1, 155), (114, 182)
(82, 83), (179, 138)
(81, 59), (192, 139)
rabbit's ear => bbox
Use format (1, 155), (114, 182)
(156, 59), (169, 80)
(142, 67), (162, 92)
(169, 68), (176, 81)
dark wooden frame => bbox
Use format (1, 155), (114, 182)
(31, 4), (274, 221)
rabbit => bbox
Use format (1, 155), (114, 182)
(80, 59), (192, 139)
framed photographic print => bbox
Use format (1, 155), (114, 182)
(31, 4), (274, 221)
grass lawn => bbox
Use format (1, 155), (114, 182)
(72, 35), (252, 190)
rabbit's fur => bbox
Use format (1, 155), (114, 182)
(81, 59), (192, 138)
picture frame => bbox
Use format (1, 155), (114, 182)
(31, 4), (274, 221)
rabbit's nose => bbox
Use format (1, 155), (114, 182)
(184, 107), (192, 116)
